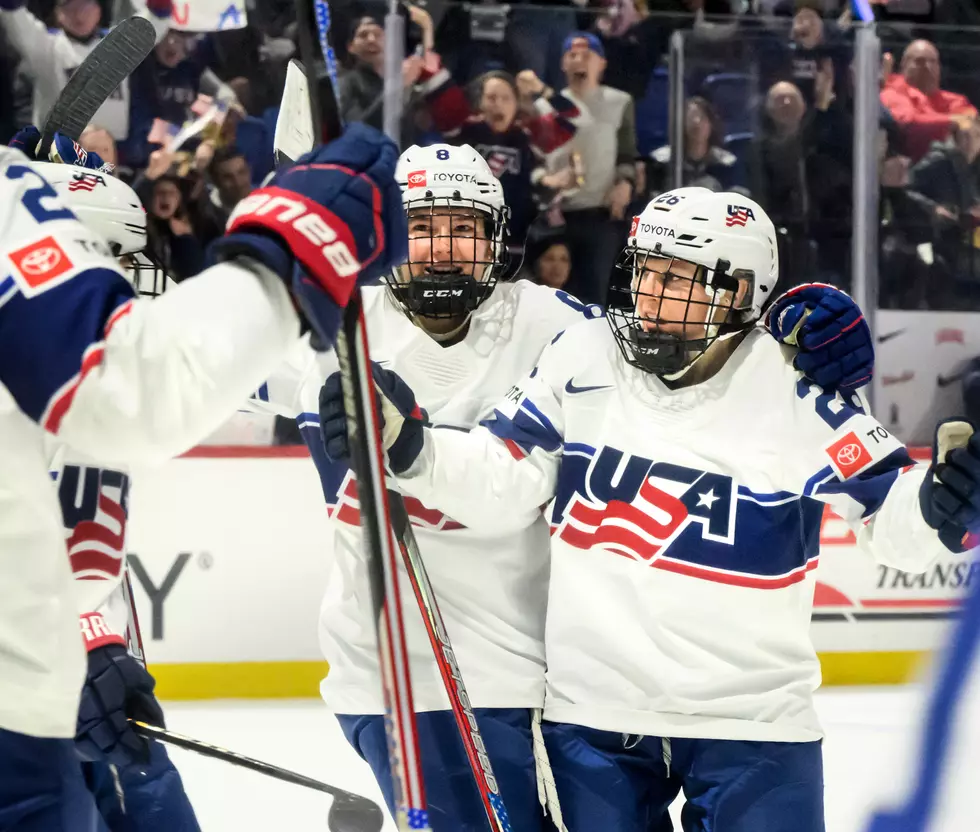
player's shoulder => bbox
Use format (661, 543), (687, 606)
(537, 314), (614, 382)
(505, 279), (605, 329)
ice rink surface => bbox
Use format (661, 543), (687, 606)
(159, 685), (930, 831)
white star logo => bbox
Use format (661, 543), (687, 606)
(696, 489), (719, 509)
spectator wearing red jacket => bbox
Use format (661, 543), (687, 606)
(880, 39), (978, 162)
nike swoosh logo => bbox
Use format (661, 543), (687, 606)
(565, 379), (612, 395)
(937, 372), (965, 388)
(878, 329), (906, 344)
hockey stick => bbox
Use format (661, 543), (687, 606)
(131, 721), (385, 832)
(123, 565), (385, 831)
(38, 16), (156, 157)
(389, 497), (512, 831)
(293, 1), (430, 829)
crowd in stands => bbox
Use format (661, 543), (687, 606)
(2, 0), (980, 310)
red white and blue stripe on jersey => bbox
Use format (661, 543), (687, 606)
(0, 264), (134, 431)
(57, 464), (130, 582)
(548, 442), (825, 588)
(296, 412), (465, 531)
(482, 381), (915, 589)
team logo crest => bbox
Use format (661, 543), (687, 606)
(68, 172), (105, 192)
(725, 205), (755, 227)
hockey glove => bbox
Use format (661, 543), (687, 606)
(76, 643), (165, 768)
(919, 420), (980, 553)
(766, 283), (873, 393)
(212, 123), (407, 347)
(319, 362), (427, 475)
(9, 126), (113, 172)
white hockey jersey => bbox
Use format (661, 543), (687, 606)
(0, 7), (169, 140)
(252, 281), (595, 713)
(0, 148), (300, 738)
(395, 319), (950, 743)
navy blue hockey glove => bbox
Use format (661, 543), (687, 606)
(212, 123), (407, 348)
(766, 284), (873, 393)
(919, 420), (980, 553)
(76, 644), (165, 767)
(319, 362), (427, 475)
(9, 126), (113, 172)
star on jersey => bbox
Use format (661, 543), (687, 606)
(697, 489), (719, 509)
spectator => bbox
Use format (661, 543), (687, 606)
(338, 11), (427, 140)
(785, 0), (849, 109)
(418, 57), (573, 249)
(880, 39), (978, 162)
(529, 238), (572, 290)
(597, 0), (688, 101)
(646, 96), (740, 196)
(0, 0), (169, 141)
(878, 120), (935, 309)
(532, 32), (637, 305)
(132, 146), (224, 282)
(207, 144), (253, 219)
(78, 124), (117, 167)
(750, 69), (852, 286)
(904, 114), (980, 308)
(121, 29), (241, 169)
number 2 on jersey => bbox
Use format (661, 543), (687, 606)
(5, 165), (76, 224)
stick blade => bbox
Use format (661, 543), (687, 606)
(40, 16), (156, 153)
(326, 794), (386, 832)
(274, 58), (316, 167)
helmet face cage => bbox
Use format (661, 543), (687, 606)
(385, 195), (509, 319)
(119, 245), (169, 298)
(607, 244), (753, 377)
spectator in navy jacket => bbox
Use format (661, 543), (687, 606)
(120, 30), (239, 169)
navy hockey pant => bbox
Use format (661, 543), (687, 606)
(0, 727), (199, 832)
(337, 707), (548, 831)
(542, 721), (825, 832)
(0, 729), (102, 832)
(82, 741), (200, 832)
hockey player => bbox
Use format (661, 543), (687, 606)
(318, 187), (972, 831)
(0, 122), (405, 831)
(262, 163), (874, 829)
(28, 136), (199, 830)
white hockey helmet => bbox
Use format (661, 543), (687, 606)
(389, 143), (510, 320)
(609, 188), (779, 376)
(30, 161), (168, 296)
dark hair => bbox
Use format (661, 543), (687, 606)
(469, 70), (518, 109)
(686, 96), (723, 148)
(348, 14), (383, 45)
(208, 145), (247, 179)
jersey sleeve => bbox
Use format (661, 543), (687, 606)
(242, 336), (323, 420)
(395, 330), (570, 534)
(52, 454), (132, 650)
(0, 151), (301, 464)
(786, 378), (946, 573)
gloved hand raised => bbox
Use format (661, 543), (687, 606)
(211, 122), (407, 347)
(766, 283), (873, 393)
(920, 420), (980, 553)
(9, 126), (113, 172)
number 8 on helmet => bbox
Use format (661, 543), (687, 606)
(389, 144), (510, 338)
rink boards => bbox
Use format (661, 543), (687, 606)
(124, 447), (971, 700)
